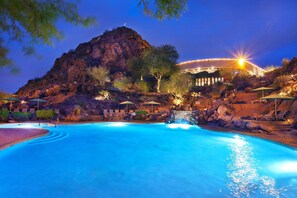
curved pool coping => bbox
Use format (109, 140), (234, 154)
(0, 128), (48, 150)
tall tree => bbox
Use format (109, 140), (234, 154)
(0, 0), (95, 70)
(162, 72), (192, 97)
(127, 56), (147, 81)
(138, 0), (187, 19)
(142, 45), (179, 92)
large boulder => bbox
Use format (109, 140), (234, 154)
(233, 119), (246, 129)
(246, 122), (259, 130)
(217, 104), (234, 121)
(258, 124), (273, 132)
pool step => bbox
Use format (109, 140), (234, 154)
(28, 131), (68, 145)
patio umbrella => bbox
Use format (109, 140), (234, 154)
(261, 94), (295, 117)
(252, 87), (275, 97)
(143, 101), (161, 112)
(3, 97), (20, 111)
(29, 98), (47, 110)
(119, 101), (134, 112)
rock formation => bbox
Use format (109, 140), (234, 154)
(266, 57), (297, 81)
(17, 27), (150, 97)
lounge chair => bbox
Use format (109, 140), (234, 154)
(254, 111), (275, 121)
(262, 110), (276, 121)
(22, 108), (28, 112)
(13, 108), (20, 112)
(29, 108), (35, 113)
(275, 110), (289, 121)
(109, 110), (114, 119)
(103, 109), (109, 120)
(55, 109), (60, 114)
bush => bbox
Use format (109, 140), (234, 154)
(134, 81), (149, 92)
(135, 110), (148, 120)
(35, 110), (55, 119)
(87, 66), (110, 87)
(94, 90), (110, 100)
(0, 110), (9, 121)
(274, 75), (291, 88)
(113, 77), (132, 91)
(45, 85), (60, 96)
(13, 112), (32, 121)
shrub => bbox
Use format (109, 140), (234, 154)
(13, 112), (32, 121)
(46, 85), (60, 96)
(134, 81), (149, 92)
(160, 73), (192, 97)
(35, 110), (55, 119)
(274, 75), (291, 88)
(0, 110), (9, 121)
(87, 66), (110, 87)
(94, 90), (110, 100)
(113, 77), (132, 91)
(135, 110), (148, 120)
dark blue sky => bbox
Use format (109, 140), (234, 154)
(1, 0), (297, 93)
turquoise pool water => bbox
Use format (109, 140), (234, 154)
(0, 123), (297, 198)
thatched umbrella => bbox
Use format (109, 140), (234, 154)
(253, 87), (275, 97)
(119, 101), (134, 112)
(143, 101), (161, 113)
(3, 97), (20, 111)
(28, 98), (47, 110)
(261, 94), (295, 117)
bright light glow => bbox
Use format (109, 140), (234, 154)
(108, 122), (126, 127)
(173, 98), (182, 105)
(238, 58), (245, 67)
(167, 124), (191, 129)
(269, 161), (297, 174)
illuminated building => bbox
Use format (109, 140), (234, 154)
(178, 58), (266, 86)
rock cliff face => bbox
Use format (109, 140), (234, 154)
(280, 57), (297, 74)
(17, 27), (150, 97)
(266, 57), (297, 81)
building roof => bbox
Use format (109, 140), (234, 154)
(178, 58), (266, 76)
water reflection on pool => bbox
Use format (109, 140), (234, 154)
(0, 123), (296, 197)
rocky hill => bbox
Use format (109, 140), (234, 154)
(266, 56), (297, 81)
(280, 57), (297, 74)
(17, 27), (150, 97)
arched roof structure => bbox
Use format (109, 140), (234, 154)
(178, 58), (266, 76)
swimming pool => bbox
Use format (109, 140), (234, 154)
(0, 123), (297, 197)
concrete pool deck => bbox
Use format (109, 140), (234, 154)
(0, 128), (48, 150)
